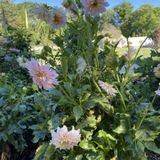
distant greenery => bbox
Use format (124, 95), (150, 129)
(0, 1), (55, 46)
(102, 2), (160, 38)
(117, 47), (160, 60)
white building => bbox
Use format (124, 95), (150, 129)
(117, 36), (154, 48)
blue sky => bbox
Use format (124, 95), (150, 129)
(14, 0), (160, 9)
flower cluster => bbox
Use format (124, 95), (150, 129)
(25, 58), (59, 90)
(50, 126), (81, 150)
(35, 0), (108, 29)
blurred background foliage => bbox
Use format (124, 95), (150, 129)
(0, 1), (160, 46)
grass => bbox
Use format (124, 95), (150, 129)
(116, 47), (160, 61)
(116, 48), (152, 58)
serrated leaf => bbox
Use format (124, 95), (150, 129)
(113, 120), (127, 134)
(145, 142), (160, 155)
(98, 130), (116, 142)
(79, 139), (96, 152)
(73, 106), (84, 121)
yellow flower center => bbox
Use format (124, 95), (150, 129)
(53, 13), (62, 25)
(36, 71), (44, 78)
(91, 0), (98, 7)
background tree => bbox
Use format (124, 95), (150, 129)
(121, 4), (160, 37)
(113, 2), (133, 26)
(101, 9), (116, 26)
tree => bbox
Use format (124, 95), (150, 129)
(121, 4), (160, 37)
(114, 2), (133, 26)
(101, 9), (116, 26)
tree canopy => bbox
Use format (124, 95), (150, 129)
(102, 2), (160, 38)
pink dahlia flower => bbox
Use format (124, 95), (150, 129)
(49, 7), (67, 29)
(81, 0), (108, 16)
(25, 58), (59, 90)
(50, 126), (81, 150)
(98, 80), (117, 97)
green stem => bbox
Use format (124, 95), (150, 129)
(93, 49), (99, 70)
(122, 37), (148, 87)
(136, 93), (157, 130)
(25, 8), (28, 30)
(92, 79), (104, 97)
(115, 86), (127, 112)
(58, 85), (79, 106)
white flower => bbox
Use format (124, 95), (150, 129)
(50, 126), (81, 150)
(98, 80), (117, 97)
(155, 89), (160, 96)
(76, 57), (86, 74)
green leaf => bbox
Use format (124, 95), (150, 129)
(113, 120), (127, 134)
(79, 139), (96, 152)
(49, 113), (64, 130)
(75, 155), (83, 160)
(145, 142), (160, 155)
(73, 106), (84, 121)
(98, 130), (116, 142)
(33, 143), (49, 160)
(44, 145), (56, 160)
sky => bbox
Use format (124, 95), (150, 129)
(14, 0), (160, 9)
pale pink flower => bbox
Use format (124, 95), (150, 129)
(25, 58), (59, 90)
(50, 126), (81, 150)
(154, 64), (160, 78)
(98, 80), (117, 97)
(81, 0), (108, 16)
(49, 7), (67, 29)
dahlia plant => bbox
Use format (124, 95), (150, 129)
(31, 1), (160, 159)
(0, 0), (160, 160)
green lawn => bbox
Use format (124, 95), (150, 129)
(116, 48), (152, 58)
